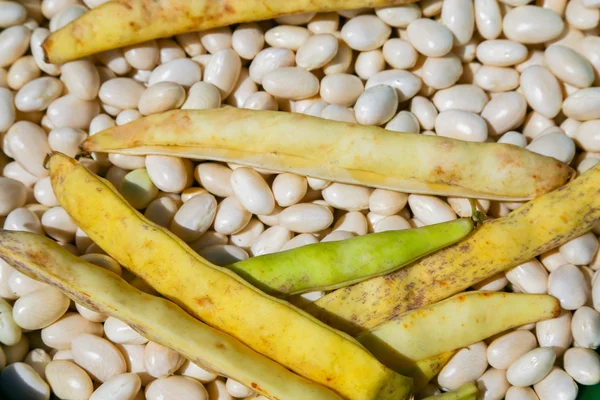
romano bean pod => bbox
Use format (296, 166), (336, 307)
(42, 0), (417, 64)
(48, 153), (412, 400)
(0, 230), (343, 400)
(356, 291), (559, 371)
(82, 108), (573, 200)
(228, 219), (473, 295)
(309, 163), (600, 334)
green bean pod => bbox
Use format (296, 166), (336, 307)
(228, 219), (474, 296)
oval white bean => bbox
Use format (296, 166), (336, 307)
(230, 167), (275, 215)
(46, 94), (100, 129)
(148, 58), (202, 88)
(481, 91), (527, 136)
(8, 56), (40, 90)
(0, 298), (22, 346)
(354, 50), (386, 80)
(560, 232), (599, 266)
(145, 376), (208, 400)
(354, 84), (399, 125)
(422, 53), (463, 89)
(226, 378), (253, 398)
(144, 341), (184, 379)
(502, 6), (565, 44)
(214, 196), (252, 235)
(231, 22), (264, 60)
(46, 360), (94, 400)
(90, 373), (142, 400)
(487, 330), (537, 370)
(548, 264), (590, 310)
(138, 82), (185, 115)
(476, 368), (510, 400)
(4, 207), (43, 234)
(12, 287), (69, 330)
(296, 34), (338, 71)
(177, 360), (218, 384)
(407, 18), (454, 57)
(438, 342), (488, 391)
(145, 155), (192, 194)
(170, 193), (217, 242)
(319, 73), (363, 107)
(42, 312), (104, 350)
(505, 259), (549, 294)
(435, 110), (488, 142)
(520, 65), (562, 118)
(382, 39), (418, 69)
(322, 183), (372, 211)
(278, 203), (333, 234)
(71, 333), (127, 382)
(272, 173), (308, 207)
(533, 367), (578, 400)
(433, 84), (489, 113)
(408, 194), (457, 225)
(536, 310), (573, 357)
(571, 306), (600, 349)
(250, 225), (293, 256)
(507, 347), (556, 387)
(526, 131), (576, 164)
(563, 347), (600, 385)
(262, 67), (319, 100)
(104, 317), (148, 345)
(123, 40), (159, 71)
(265, 25), (310, 51)
(341, 15), (391, 51)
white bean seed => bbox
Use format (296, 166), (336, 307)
(438, 342), (488, 391)
(376, 5), (422, 28)
(507, 347), (556, 387)
(272, 173), (308, 207)
(319, 73), (363, 107)
(226, 378), (253, 398)
(571, 306), (600, 349)
(149, 58), (201, 88)
(408, 194), (457, 225)
(250, 225), (293, 256)
(13, 287), (69, 330)
(520, 65), (563, 118)
(548, 264), (590, 310)
(46, 360), (94, 400)
(481, 91), (527, 136)
(262, 67), (319, 100)
(170, 193), (217, 242)
(144, 341), (184, 379)
(563, 347), (600, 385)
(422, 53), (463, 89)
(536, 310), (573, 357)
(199, 26), (232, 54)
(526, 131), (576, 164)
(90, 373), (142, 400)
(214, 196), (252, 235)
(177, 360), (217, 384)
(435, 110), (488, 142)
(433, 84), (489, 113)
(354, 84), (399, 125)
(503, 6), (565, 43)
(506, 259), (549, 294)
(407, 18), (454, 57)
(476, 368), (510, 400)
(560, 232), (599, 265)
(383, 39), (418, 69)
(354, 50), (386, 80)
(72, 333), (126, 382)
(487, 330), (538, 370)
(533, 367), (578, 400)
(145, 376), (207, 400)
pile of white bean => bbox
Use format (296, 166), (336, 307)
(1, 0), (600, 399)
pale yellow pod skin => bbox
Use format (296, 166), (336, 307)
(42, 0), (415, 64)
(0, 231), (342, 400)
(82, 109), (573, 201)
(47, 153), (412, 400)
(357, 291), (560, 371)
(310, 164), (600, 334)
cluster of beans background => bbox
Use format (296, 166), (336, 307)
(1, 0), (600, 399)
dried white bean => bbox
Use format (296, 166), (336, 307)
(144, 341), (184, 379)
(13, 287), (69, 330)
(72, 333), (126, 382)
(408, 194), (457, 225)
(226, 378), (253, 398)
(8, 56), (40, 90)
(145, 376), (207, 400)
(324, 40), (353, 75)
(46, 360), (94, 400)
(214, 196), (252, 235)
(90, 373), (142, 400)
(503, 6), (565, 43)
(481, 91), (527, 136)
(441, 0), (475, 45)
(382, 39), (418, 69)
(170, 193), (217, 242)
(560, 232), (599, 265)
(571, 306), (600, 349)
(507, 347), (556, 387)
(341, 15), (391, 51)
(376, 5), (422, 28)
(433, 84), (489, 113)
(533, 367), (578, 400)
(354, 50), (386, 80)
(506, 259), (549, 294)
(475, 0), (502, 39)
(526, 131), (576, 164)
(476, 368), (510, 400)
(149, 58), (201, 88)
(319, 73), (363, 107)
(199, 27), (232, 54)
(262, 67), (319, 100)
(487, 330), (537, 370)
(438, 342), (488, 391)
(563, 347), (600, 385)
(548, 264), (590, 310)
(354, 84), (398, 125)
(272, 173), (308, 207)
(104, 317), (147, 346)
(177, 360), (217, 384)
(250, 225), (293, 256)
(435, 110), (488, 142)
(407, 18), (454, 57)
(296, 34), (338, 70)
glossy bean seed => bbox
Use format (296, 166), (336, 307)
(476, 368), (510, 400)
(533, 367), (578, 400)
(170, 193), (217, 242)
(487, 330), (537, 370)
(182, 82), (221, 110)
(143, 341), (184, 379)
(90, 373), (142, 400)
(341, 15), (391, 51)
(549, 264), (590, 310)
(250, 225), (293, 256)
(502, 6), (564, 44)
(262, 67), (319, 100)
(72, 334), (126, 382)
(12, 287), (69, 330)
(230, 167), (275, 215)
(506, 259), (549, 294)
(104, 317), (148, 346)
(563, 347), (600, 385)
(149, 58), (201, 88)
(536, 310), (573, 357)
(231, 23), (264, 60)
(571, 306), (600, 349)
(214, 196), (252, 235)
(177, 360), (217, 384)
(354, 50), (386, 80)
(46, 360), (94, 400)
(408, 194), (457, 225)
(435, 110), (488, 142)
(407, 18), (454, 57)
(145, 376), (207, 400)
(437, 342), (489, 391)
(507, 347), (556, 387)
